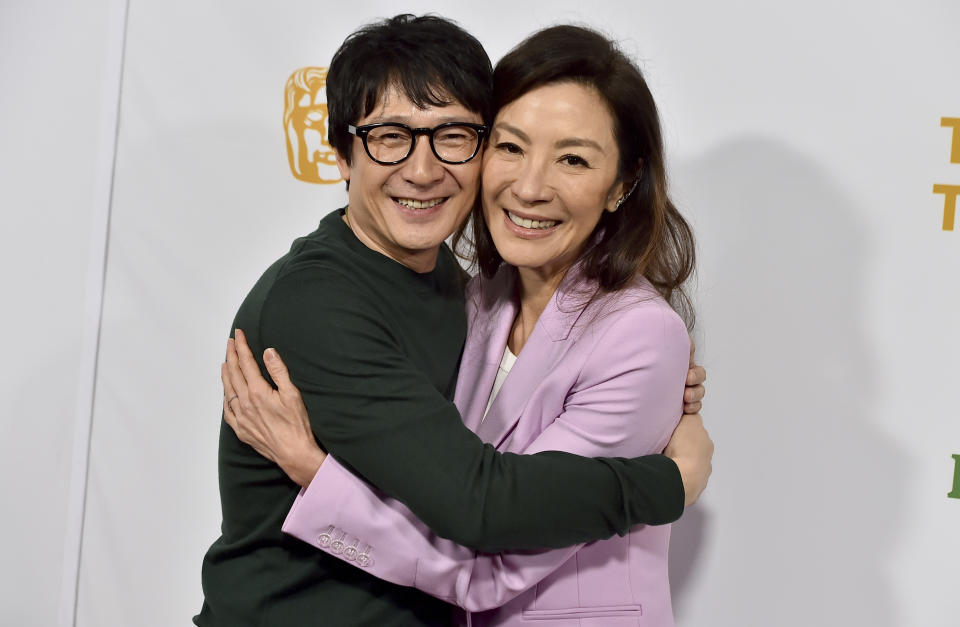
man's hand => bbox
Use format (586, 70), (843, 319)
(222, 329), (326, 488)
(664, 413), (713, 507)
(668, 337), (712, 507)
(684, 339), (706, 414)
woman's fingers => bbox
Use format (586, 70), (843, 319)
(225, 337), (250, 411)
(234, 329), (274, 400)
(222, 361), (238, 427)
(263, 348), (296, 398)
(222, 355), (237, 404)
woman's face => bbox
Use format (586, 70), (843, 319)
(482, 82), (624, 282)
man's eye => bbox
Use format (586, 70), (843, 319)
(436, 132), (469, 144)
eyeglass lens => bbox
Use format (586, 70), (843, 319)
(366, 125), (480, 163)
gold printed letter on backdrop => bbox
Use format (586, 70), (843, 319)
(284, 67), (342, 184)
(932, 184), (960, 231)
(941, 117), (960, 164)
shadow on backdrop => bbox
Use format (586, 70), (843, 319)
(668, 137), (907, 627)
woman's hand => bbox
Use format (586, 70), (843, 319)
(222, 329), (326, 487)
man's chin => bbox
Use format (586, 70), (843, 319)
(396, 232), (452, 254)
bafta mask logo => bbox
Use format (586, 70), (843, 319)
(284, 67), (341, 184)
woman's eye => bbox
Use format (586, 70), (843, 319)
(496, 142), (522, 154)
(560, 154), (589, 167)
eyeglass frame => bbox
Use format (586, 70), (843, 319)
(347, 122), (489, 165)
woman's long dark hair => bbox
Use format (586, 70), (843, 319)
(453, 25), (696, 327)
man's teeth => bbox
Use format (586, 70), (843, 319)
(396, 198), (444, 209)
(507, 211), (558, 230)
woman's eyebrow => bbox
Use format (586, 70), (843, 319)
(555, 137), (605, 153)
(492, 122), (530, 143)
(494, 122), (605, 153)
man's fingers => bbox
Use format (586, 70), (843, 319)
(684, 383), (705, 403)
(683, 401), (702, 414)
(665, 411), (714, 507)
(686, 364), (706, 386)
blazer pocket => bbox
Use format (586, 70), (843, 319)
(521, 604), (643, 620)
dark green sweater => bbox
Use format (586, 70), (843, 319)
(196, 209), (684, 627)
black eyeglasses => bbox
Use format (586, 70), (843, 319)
(347, 122), (488, 165)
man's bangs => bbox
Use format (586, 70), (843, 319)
(362, 74), (457, 119)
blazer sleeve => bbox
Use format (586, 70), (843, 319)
(263, 267), (684, 553)
(282, 301), (691, 610)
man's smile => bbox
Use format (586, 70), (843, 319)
(394, 197), (447, 209)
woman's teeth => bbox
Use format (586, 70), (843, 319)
(507, 211), (558, 230)
(396, 198), (443, 209)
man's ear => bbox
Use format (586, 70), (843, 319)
(335, 149), (351, 183)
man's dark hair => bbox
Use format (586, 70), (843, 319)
(326, 14), (494, 164)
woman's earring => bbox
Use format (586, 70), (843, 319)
(614, 178), (641, 211)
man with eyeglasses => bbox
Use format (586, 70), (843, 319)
(196, 14), (711, 627)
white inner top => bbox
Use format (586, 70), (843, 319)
(481, 345), (518, 423)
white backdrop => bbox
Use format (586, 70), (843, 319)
(3, 1), (958, 626)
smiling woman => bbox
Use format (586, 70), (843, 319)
(461, 25), (695, 325)
(482, 83), (625, 302)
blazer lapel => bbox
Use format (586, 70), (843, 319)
(473, 269), (594, 448)
(454, 273), (518, 435)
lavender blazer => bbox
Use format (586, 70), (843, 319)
(283, 267), (690, 626)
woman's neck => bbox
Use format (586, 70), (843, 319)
(508, 265), (570, 354)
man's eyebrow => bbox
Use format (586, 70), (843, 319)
(363, 114), (479, 125)
(364, 115), (410, 124)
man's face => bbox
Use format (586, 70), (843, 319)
(335, 86), (482, 271)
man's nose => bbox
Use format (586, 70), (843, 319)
(401, 136), (444, 186)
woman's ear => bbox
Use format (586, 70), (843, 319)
(607, 160), (643, 213)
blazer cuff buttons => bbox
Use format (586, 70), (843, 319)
(316, 525), (374, 568)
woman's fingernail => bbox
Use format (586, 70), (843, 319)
(264, 348), (278, 361)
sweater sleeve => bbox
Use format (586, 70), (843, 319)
(262, 267), (684, 553)
(282, 300), (689, 609)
